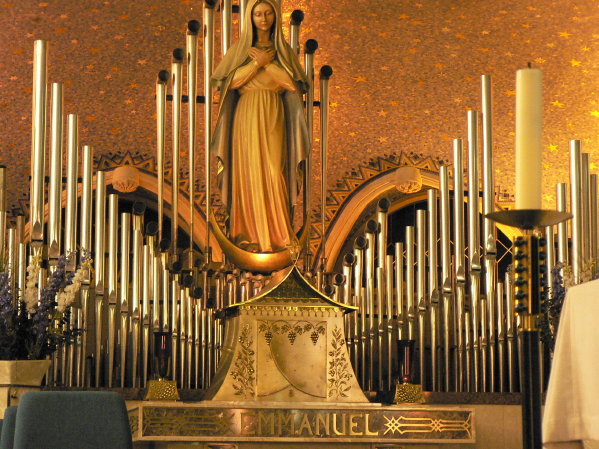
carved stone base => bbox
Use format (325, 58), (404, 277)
(204, 267), (367, 403)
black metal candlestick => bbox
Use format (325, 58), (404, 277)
(487, 209), (571, 449)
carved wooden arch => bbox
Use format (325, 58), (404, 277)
(319, 162), (518, 273)
(22, 168), (222, 260)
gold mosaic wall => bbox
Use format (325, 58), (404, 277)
(0, 0), (597, 213)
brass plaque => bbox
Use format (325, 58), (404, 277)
(134, 405), (473, 443)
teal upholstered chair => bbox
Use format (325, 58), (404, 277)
(0, 406), (18, 449)
(12, 392), (132, 449)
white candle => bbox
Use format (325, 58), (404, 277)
(515, 67), (543, 210)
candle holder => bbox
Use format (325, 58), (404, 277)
(143, 331), (180, 401)
(487, 208), (571, 449)
(392, 339), (424, 404)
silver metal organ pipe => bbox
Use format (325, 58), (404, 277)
(319, 66), (332, 269)
(119, 212), (131, 387)
(106, 194), (119, 388)
(453, 138), (466, 391)
(48, 83), (63, 259)
(505, 270), (516, 392)
(30, 40), (47, 242)
(142, 243), (152, 387)
(427, 189), (440, 391)
(221, 0), (232, 55)
(394, 241), (405, 340)
(186, 21), (200, 267)
(581, 153), (590, 264)
(171, 50), (183, 254)
(364, 220), (377, 391)
(239, 0), (247, 34)
(545, 225), (555, 302)
(94, 171), (106, 387)
(65, 114), (79, 269)
(131, 213), (143, 387)
(439, 165), (452, 390)
(156, 71), (169, 242)
(481, 75), (497, 392)
(405, 226), (415, 341)
(591, 174), (598, 268)
(496, 281), (506, 392)
(570, 140), (582, 283)
(0, 168), (5, 266)
(416, 209), (427, 389)
(7, 229), (16, 299)
(203, 0), (215, 259)
(556, 183), (568, 265)
(80, 146), (93, 253)
(289, 10), (304, 55)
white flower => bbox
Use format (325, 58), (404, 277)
(24, 254), (42, 313)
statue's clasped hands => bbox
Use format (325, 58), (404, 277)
(249, 47), (275, 67)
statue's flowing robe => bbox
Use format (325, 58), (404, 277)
(210, 0), (310, 253)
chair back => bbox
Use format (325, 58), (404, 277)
(0, 406), (18, 449)
(13, 391), (132, 449)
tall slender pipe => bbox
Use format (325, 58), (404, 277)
(78, 145), (93, 386)
(94, 171), (106, 387)
(427, 190), (439, 391)
(416, 210), (428, 388)
(171, 49), (184, 255)
(221, 0), (232, 55)
(581, 153), (590, 264)
(591, 175), (598, 271)
(47, 83), (63, 259)
(439, 165), (453, 391)
(107, 194), (119, 388)
(364, 220), (377, 391)
(353, 236), (366, 386)
(119, 213), (131, 387)
(239, 0), (247, 34)
(187, 20), (200, 268)
(556, 184), (568, 265)
(289, 10), (304, 55)
(481, 75), (497, 392)
(64, 114), (78, 270)
(394, 241), (405, 341)
(570, 140), (582, 283)
(467, 110), (482, 392)
(203, 0), (216, 260)
(303, 39), (318, 268)
(319, 66), (333, 269)
(131, 210), (144, 387)
(0, 168), (5, 266)
(453, 138), (466, 391)
(505, 270), (516, 392)
(156, 70), (169, 242)
(30, 40), (47, 243)
(405, 226), (416, 342)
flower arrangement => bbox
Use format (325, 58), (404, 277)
(0, 251), (92, 360)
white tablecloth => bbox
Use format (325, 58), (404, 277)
(543, 279), (599, 448)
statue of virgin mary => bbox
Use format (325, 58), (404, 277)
(211, 0), (310, 254)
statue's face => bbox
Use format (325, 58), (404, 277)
(252, 2), (275, 33)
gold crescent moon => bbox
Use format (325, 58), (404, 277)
(208, 209), (310, 273)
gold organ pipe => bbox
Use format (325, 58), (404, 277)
(496, 281), (506, 392)
(48, 83), (63, 259)
(239, 0), (247, 34)
(364, 220), (377, 391)
(30, 40), (47, 242)
(353, 236), (367, 386)
(385, 253), (394, 390)
(7, 229), (16, 301)
(505, 270), (516, 392)
(131, 211), (144, 387)
(0, 167), (5, 268)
